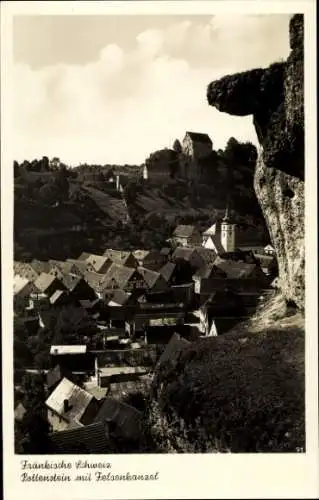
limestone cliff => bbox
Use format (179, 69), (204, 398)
(207, 14), (304, 309)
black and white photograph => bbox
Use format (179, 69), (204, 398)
(2, 1), (316, 482)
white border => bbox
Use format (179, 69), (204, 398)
(1, 2), (318, 499)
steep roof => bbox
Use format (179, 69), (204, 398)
(185, 131), (212, 144)
(173, 225), (198, 238)
(172, 247), (196, 262)
(86, 254), (111, 273)
(203, 220), (221, 235)
(62, 273), (84, 292)
(155, 332), (190, 371)
(93, 397), (142, 440)
(30, 259), (51, 274)
(104, 263), (136, 289)
(103, 250), (135, 266)
(133, 249), (150, 261)
(77, 252), (91, 261)
(83, 271), (110, 292)
(159, 262), (176, 282)
(14, 275), (30, 295)
(194, 247), (218, 265)
(14, 262), (39, 281)
(49, 422), (109, 454)
(34, 272), (62, 293)
(49, 260), (76, 275)
(108, 289), (130, 306)
(137, 267), (161, 288)
(214, 258), (257, 279)
(46, 364), (72, 391)
(204, 234), (225, 254)
(45, 377), (94, 424)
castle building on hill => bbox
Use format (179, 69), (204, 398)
(179, 131), (213, 181)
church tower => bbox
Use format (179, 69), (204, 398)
(220, 202), (236, 253)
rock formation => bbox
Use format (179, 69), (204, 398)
(207, 14), (304, 309)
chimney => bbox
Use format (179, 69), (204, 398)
(63, 399), (70, 413)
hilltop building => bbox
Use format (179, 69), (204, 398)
(179, 132), (213, 181)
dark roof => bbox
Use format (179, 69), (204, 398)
(173, 225), (198, 238)
(172, 247), (196, 262)
(30, 259), (51, 274)
(49, 422), (109, 454)
(160, 247), (172, 256)
(185, 131), (212, 144)
(108, 289), (130, 306)
(93, 397), (142, 440)
(155, 332), (190, 371)
(62, 273), (84, 292)
(104, 263), (136, 289)
(46, 364), (72, 390)
(159, 262), (176, 282)
(193, 247), (217, 265)
(214, 258), (257, 279)
(137, 267), (161, 288)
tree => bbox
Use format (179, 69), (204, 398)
(173, 139), (182, 154)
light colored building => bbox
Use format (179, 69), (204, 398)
(220, 207), (236, 253)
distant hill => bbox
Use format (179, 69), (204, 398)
(14, 151), (269, 261)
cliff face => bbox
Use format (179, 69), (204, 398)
(207, 14), (304, 309)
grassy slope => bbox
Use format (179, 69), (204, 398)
(147, 294), (305, 453)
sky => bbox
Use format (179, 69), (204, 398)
(13, 14), (291, 165)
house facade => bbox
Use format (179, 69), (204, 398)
(171, 225), (202, 248)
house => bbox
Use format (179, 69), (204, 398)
(103, 264), (147, 292)
(62, 274), (96, 301)
(77, 252), (91, 261)
(213, 257), (265, 280)
(107, 289), (136, 307)
(194, 246), (218, 266)
(103, 250), (137, 268)
(159, 262), (178, 285)
(137, 267), (168, 293)
(49, 421), (109, 454)
(171, 225), (202, 248)
(93, 397), (143, 441)
(14, 276), (36, 311)
(192, 263), (227, 294)
(30, 259), (51, 275)
(83, 271), (111, 297)
(48, 260), (79, 279)
(14, 262), (39, 282)
(46, 364), (73, 394)
(172, 247), (206, 273)
(49, 345), (95, 372)
(66, 258), (94, 275)
(97, 366), (149, 387)
(34, 272), (66, 297)
(202, 220), (221, 244)
(45, 378), (101, 431)
(264, 244), (276, 256)
(180, 131), (213, 181)
(133, 250), (165, 270)
(155, 332), (190, 372)
(85, 254), (113, 274)
(202, 233), (225, 254)
(254, 253), (278, 277)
